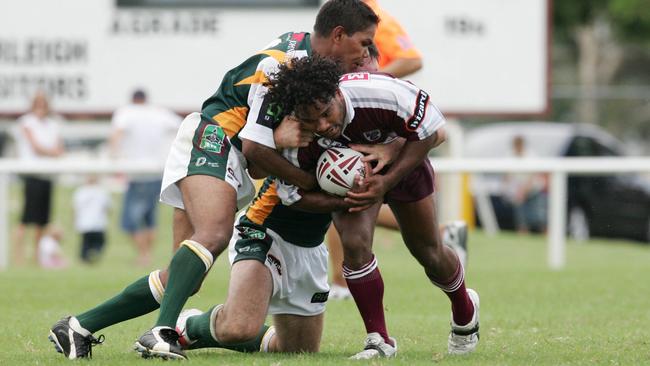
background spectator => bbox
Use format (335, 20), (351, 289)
(109, 89), (181, 267)
(362, 0), (423, 78)
(37, 225), (68, 269)
(12, 91), (65, 266)
(505, 135), (549, 234)
(73, 175), (111, 263)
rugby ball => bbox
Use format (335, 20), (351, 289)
(316, 147), (366, 196)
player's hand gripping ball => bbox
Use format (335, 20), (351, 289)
(316, 147), (366, 196)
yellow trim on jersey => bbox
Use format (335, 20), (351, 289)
(257, 49), (286, 64)
(180, 240), (214, 272)
(234, 70), (269, 86)
(211, 106), (249, 138)
(246, 182), (280, 225)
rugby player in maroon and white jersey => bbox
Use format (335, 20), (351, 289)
(257, 55), (480, 357)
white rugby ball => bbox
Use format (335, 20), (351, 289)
(316, 147), (366, 196)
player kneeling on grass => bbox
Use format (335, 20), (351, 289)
(248, 55), (480, 358)
(175, 171), (373, 354)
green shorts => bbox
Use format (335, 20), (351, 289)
(160, 112), (255, 211)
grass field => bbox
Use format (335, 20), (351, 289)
(2, 185), (650, 365)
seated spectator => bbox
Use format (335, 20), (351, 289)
(505, 135), (548, 233)
(38, 225), (68, 269)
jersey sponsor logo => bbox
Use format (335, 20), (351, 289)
(340, 72), (370, 82)
(240, 226), (267, 240)
(311, 291), (329, 303)
(236, 245), (262, 253)
(199, 124), (225, 153)
(257, 97), (281, 128)
(316, 137), (346, 149)
(291, 32), (305, 42)
(285, 32), (305, 60)
(266, 254), (282, 275)
(406, 90), (429, 131)
(226, 167), (241, 188)
(363, 129), (381, 142)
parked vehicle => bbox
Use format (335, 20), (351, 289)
(465, 122), (650, 243)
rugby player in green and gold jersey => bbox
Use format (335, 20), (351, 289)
(49, 0), (378, 360)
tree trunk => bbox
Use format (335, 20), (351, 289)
(574, 17), (623, 125)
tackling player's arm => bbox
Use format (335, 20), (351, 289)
(243, 139), (317, 190)
(290, 190), (353, 213)
(277, 177), (368, 213)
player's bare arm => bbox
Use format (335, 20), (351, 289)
(242, 139), (318, 191)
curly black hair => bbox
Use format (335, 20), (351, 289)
(265, 55), (343, 120)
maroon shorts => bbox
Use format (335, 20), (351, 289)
(384, 159), (435, 203)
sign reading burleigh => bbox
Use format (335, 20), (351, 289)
(0, 0), (314, 115)
(0, 39), (89, 104)
(0, 0), (548, 116)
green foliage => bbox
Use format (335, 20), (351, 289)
(609, 0), (650, 43)
(2, 186), (650, 365)
(553, 0), (650, 43)
(553, 0), (609, 42)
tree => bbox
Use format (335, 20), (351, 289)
(553, 0), (650, 130)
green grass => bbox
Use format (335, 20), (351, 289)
(2, 185), (650, 365)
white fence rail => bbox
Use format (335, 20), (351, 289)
(1, 157), (649, 270)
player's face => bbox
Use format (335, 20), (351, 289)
(295, 91), (346, 139)
(333, 25), (377, 72)
(353, 55), (379, 72)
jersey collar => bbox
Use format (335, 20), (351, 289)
(339, 87), (354, 131)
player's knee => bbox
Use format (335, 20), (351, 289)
(342, 244), (374, 269)
(191, 229), (232, 256)
(339, 229), (372, 251)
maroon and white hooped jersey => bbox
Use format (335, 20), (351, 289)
(276, 72), (444, 206)
(287, 72), (445, 170)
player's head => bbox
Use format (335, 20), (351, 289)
(353, 43), (380, 72)
(266, 55), (345, 139)
(312, 0), (379, 73)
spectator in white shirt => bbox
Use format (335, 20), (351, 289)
(73, 175), (111, 263)
(109, 89), (181, 267)
(12, 91), (65, 266)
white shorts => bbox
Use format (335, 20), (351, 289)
(228, 221), (330, 317)
(159, 112), (256, 211)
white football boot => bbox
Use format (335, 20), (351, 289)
(349, 332), (397, 360)
(448, 288), (480, 355)
(329, 284), (352, 300)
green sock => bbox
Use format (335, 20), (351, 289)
(156, 246), (207, 327)
(186, 306), (270, 352)
(76, 275), (159, 333)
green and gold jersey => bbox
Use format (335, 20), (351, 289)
(201, 32), (312, 151)
(244, 177), (331, 248)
